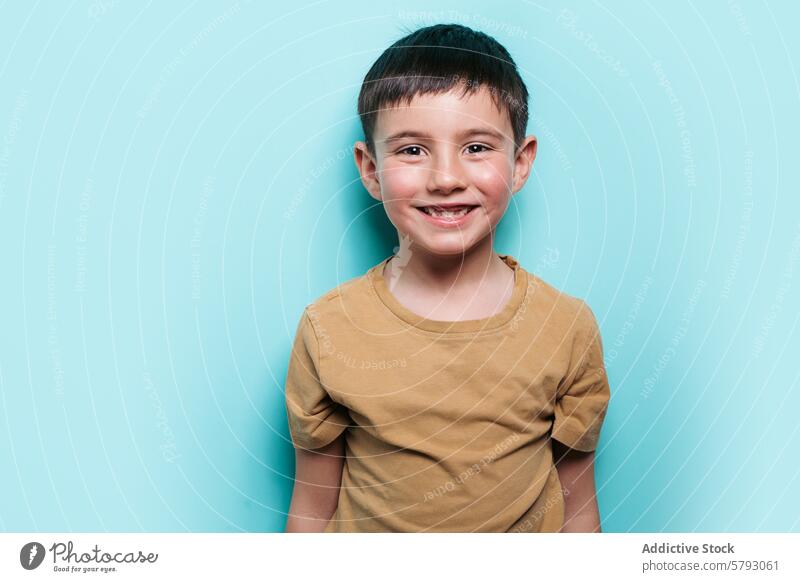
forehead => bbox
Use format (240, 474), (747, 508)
(373, 86), (513, 144)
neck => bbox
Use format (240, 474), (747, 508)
(385, 234), (510, 294)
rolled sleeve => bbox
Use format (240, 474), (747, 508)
(284, 308), (351, 450)
(551, 301), (611, 452)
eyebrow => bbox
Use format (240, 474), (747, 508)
(382, 127), (507, 143)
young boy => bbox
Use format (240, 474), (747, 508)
(284, 23), (610, 533)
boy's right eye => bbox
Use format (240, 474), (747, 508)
(397, 145), (423, 156)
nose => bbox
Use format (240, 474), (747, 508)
(426, 146), (468, 194)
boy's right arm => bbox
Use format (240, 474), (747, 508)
(284, 434), (345, 532)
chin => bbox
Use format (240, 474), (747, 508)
(410, 236), (482, 257)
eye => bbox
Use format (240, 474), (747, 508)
(397, 145), (424, 156)
(465, 143), (490, 155)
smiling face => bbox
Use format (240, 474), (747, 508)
(355, 85), (537, 258)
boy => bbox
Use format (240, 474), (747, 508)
(284, 23), (610, 533)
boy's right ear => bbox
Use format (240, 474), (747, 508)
(354, 141), (382, 202)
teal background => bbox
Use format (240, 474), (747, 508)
(0, 0), (798, 532)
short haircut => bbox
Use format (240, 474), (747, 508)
(357, 23), (529, 154)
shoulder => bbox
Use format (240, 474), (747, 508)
(520, 268), (601, 340)
(525, 269), (594, 318)
(301, 261), (384, 334)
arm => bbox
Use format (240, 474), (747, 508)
(552, 440), (602, 533)
(285, 434), (345, 532)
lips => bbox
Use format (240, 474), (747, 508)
(417, 202), (477, 210)
(416, 203), (479, 217)
(414, 203), (479, 227)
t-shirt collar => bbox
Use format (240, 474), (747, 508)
(368, 253), (529, 334)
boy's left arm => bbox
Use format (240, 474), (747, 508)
(552, 440), (602, 533)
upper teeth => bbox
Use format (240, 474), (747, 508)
(422, 206), (472, 218)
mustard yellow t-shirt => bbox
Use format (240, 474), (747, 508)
(284, 254), (610, 532)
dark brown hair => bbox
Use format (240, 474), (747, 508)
(357, 23), (530, 154)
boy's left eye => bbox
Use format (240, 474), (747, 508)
(465, 144), (490, 154)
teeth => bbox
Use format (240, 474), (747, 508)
(421, 206), (473, 219)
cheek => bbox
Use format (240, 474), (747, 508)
(469, 159), (513, 199)
(379, 161), (424, 204)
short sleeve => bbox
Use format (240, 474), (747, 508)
(551, 301), (611, 452)
(284, 308), (351, 450)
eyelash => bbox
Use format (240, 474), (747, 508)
(397, 144), (491, 156)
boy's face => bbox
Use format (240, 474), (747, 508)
(355, 85), (537, 258)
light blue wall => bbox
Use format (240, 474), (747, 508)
(0, 0), (798, 532)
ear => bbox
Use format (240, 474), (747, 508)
(511, 135), (538, 195)
(354, 141), (382, 201)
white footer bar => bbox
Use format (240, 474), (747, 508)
(2, 533), (798, 581)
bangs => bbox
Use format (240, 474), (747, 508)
(358, 25), (529, 153)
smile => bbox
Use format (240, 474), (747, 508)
(415, 204), (479, 227)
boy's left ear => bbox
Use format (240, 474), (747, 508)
(511, 135), (538, 195)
